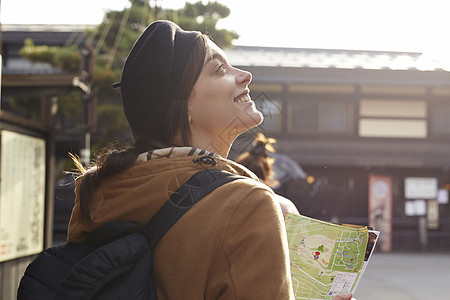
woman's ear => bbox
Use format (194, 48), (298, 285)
(188, 114), (192, 124)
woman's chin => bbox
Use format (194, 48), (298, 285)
(249, 111), (264, 127)
(240, 111), (264, 133)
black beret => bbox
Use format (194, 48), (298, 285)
(116, 20), (201, 138)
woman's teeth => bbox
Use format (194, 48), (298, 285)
(235, 94), (251, 103)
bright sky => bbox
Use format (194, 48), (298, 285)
(1, 0), (450, 63)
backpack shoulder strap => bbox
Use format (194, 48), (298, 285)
(36, 169), (243, 300)
(143, 169), (244, 246)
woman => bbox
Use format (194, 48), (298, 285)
(235, 133), (300, 218)
(68, 20), (352, 300)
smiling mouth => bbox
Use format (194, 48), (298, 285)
(234, 94), (251, 103)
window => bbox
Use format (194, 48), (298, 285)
(253, 92), (282, 132)
(321, 102), (353, 132)
(288, 99), (354, 134)
(289, 101), (317, 132)
(430, 103), (450, 136)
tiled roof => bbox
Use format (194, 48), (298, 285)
(225, 46), (448, 72)
(1, 24), (95, 32)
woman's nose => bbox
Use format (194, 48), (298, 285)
(236, 68), (252, 85)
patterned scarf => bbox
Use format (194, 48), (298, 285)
(136, 147), (218, 162)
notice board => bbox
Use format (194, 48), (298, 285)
(0, 130), (46, 262)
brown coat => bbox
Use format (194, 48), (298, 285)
(67, 155), (294, 299)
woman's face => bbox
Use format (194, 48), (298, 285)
(188, 40), (263, 153)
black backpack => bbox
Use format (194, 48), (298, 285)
(18, 169), (243, 300)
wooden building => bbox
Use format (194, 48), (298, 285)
(227, 46), (450, 252)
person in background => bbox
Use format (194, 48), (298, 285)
(235, 133), (300, 218)
(67, 20), (353, 300)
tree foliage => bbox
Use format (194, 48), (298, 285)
(19, 0), (238, 153)
(20, 39), (80, 72)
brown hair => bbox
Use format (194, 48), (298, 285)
(235, 133), (278, 187)
(72, 35), (209, 220)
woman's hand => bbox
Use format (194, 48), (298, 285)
(332, 293), (353, 300)
(276, 194), (300, 219)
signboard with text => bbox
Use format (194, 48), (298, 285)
(405, 177), (438, 199)
(0, 130), (46, 262)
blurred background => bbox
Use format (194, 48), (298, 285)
(0, 1), (449, 299)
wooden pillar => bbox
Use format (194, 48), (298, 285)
(42, 96), (58, 248)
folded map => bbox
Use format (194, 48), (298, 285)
(285, 213), (379, 300)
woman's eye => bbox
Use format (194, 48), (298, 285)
(216, 63), (227, 73)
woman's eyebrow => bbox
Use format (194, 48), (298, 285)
(206, 53), (226, 64)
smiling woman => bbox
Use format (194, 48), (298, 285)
(61, 20), (296, 299)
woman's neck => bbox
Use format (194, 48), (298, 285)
(190, 134), (233, 158)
